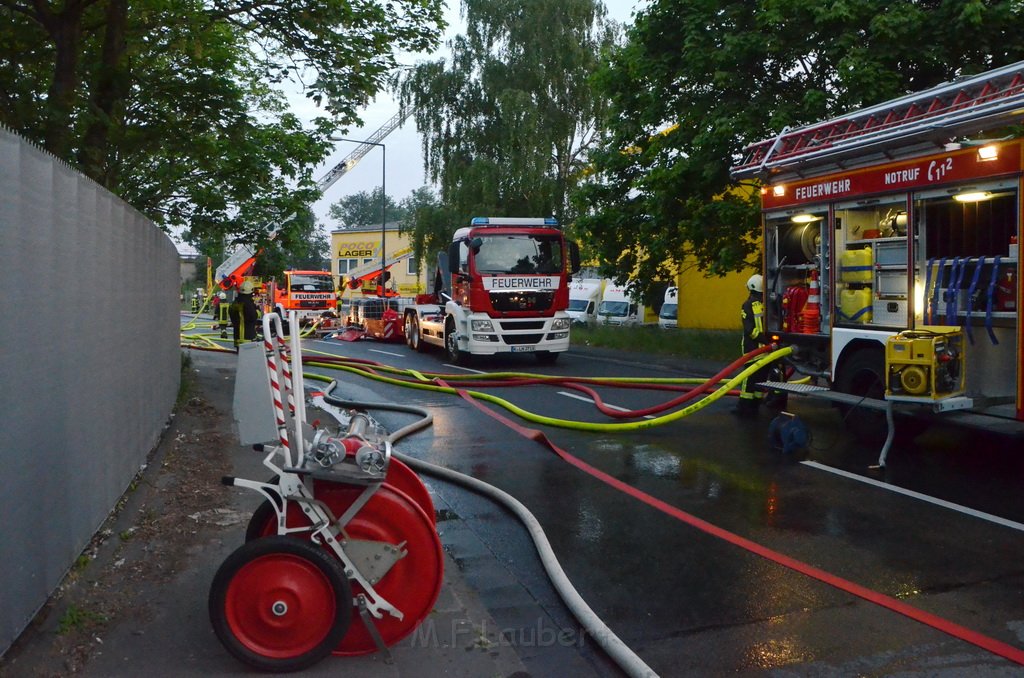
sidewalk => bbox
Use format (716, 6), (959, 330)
(0, 347), (534, 677)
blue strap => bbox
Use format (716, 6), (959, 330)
(948, 257), (970, 325)
(944, 257), (960, 324)
(930, 257), (947, 324)
(841, 265), (874, 272)
(838, 305), (872, 322)
(924, 258), (934, 324)
(985, 256), (1001, 345)
(964, 258), (984, 345)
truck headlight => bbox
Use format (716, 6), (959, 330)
(551, 318), (570, 330)
(472, 334), (498, 342)
(471, 319), (494, 331)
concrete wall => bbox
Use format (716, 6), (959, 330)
(0, 128), (181, 654)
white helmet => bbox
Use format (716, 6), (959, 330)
(746, 273), (763, 294)
(240, 280), (255, 294)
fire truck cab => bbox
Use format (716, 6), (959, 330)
(732, 61), (1023, 441)
(404, 217), (580, 364)
(266, 270), (338, 329)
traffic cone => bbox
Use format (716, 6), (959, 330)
(800, 271), (821, 333)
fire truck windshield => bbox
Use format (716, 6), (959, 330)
(289, 274), (334, 292)
(472, 234), (563, 275)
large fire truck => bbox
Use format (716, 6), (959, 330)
(402, 217), (581, 364)
(264, 270), (338, 328)
(731, 61), (1023, 446)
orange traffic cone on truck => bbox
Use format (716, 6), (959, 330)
(800, 271), (821, 333)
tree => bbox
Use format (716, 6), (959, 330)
(328, 188), (406, 228)
(574, 0), (1024, 301)
(398, 0), (619, 228)
(0, 0), (445, 253)
(398, 186), (457, 271)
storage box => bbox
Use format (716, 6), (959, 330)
(876, 270), (908, 297)
(872, 299), (907, 326)
(874, 239), (908, 266)
(839, 288), (873, 323)
(841, 248), (873, 282)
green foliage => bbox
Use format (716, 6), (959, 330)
(58, 604), (106, 635)
(572, 325), (740, 362)
(0, 0), (446, 250)
(574, 0), (1024, 301)
(398, 0), (620, 226)
(397, 186), (458, 268)
(177, 353), (194, 408)
(328, 188), (407, 228)
(251, 211), (330, 277)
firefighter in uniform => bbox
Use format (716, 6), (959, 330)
(736, 273), (768, 416)
(229, 280), (260, 351)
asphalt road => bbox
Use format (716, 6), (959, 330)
(303, 335), (1024, 676)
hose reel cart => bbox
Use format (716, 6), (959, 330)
(209, 312), (442, 672)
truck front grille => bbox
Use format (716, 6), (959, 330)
(498, 320), (545, 331)
(490, 291), (554, 312)
(503, 334), (545, 345)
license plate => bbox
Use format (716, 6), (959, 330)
(511, 345), (535, 353)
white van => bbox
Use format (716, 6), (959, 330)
(596, 280), (643, 326)
(567, 278), (604, 325)
(658, 286), (678, 329)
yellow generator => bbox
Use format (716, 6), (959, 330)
(885, 326), (965, 401)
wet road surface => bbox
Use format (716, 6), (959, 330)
(304, 337), (1024, 676)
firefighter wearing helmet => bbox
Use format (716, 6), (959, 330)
(735, 273), (767, 416)
(229, 280), (260, 351)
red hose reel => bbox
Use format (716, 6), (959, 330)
(209, 312), (442, 672)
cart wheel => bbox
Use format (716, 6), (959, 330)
(209, 536), (352, 672)
(245, 484), (443, 655)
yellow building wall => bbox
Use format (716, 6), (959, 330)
(672, 182), (760, 330)
(675, 259), (756, 330)
(331, 227), (425, 300)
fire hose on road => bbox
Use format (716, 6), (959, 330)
(295, 343), (1024, 669)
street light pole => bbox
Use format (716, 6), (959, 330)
(328, 137), (386, 297)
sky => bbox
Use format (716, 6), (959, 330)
(292, 0), (647, 232)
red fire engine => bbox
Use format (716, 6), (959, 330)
(732, 60), (1023, 454)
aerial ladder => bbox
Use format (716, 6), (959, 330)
(732, 60), (1024, 181)
(213, 107), (416, 290)
(342, 249), (415, 296)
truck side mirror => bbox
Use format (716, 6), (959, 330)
(569, 241), (581, 275)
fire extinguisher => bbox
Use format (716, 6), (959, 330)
(782, 285), (808, 332)
(994, 265), (1017, 311)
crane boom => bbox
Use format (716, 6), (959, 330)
(316, 107), (415, 194)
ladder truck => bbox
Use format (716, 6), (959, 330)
(731, 60), (1024, 457)
(402, 217), (581, 365)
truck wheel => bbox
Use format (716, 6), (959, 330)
(444, 317), (469, 365)
(405, 313), (424, 352)
(535, 351), (559, 365)
(834, 348), (887, 443)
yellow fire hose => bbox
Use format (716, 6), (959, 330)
(301, 346), (794, 432)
